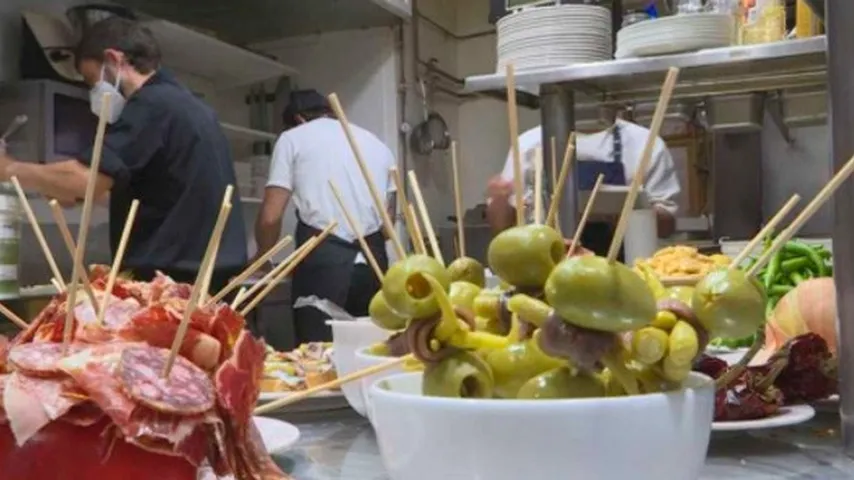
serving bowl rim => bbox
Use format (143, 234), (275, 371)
(369, 371), (714, 408)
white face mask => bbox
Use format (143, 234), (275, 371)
(90, 65), (126, 124)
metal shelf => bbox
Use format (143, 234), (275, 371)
(465, 36), (827, 102)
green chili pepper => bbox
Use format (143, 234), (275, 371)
(780, 257), (810, 272)
(764, 251), (783, 290)
(768, 284), (793, 296)
(785, 241), (828, 277)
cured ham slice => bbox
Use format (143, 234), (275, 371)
(60, 401), (104, 427)
(2, 372), (83, 445)
(215, 331), (266, 424)
(119, 346), (215, 415)
(58, 343), (215, 465)
(0, 335), (9, 371)
(0, 375), (7, 424)
(117, 306), (222, 370)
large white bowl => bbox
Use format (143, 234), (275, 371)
(369, 372), (714, 480)
(326, 318), (389, 416)
(353, 346), (407, 421)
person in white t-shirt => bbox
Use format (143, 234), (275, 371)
(486, 118), (680, 259)
(254, 89), (397, 342)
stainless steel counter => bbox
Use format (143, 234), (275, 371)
(269, 409), (854, 479)
(464, 36), (827, 102)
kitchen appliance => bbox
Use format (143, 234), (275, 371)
(0, 80), (98, 164)
(66, 4), (137, 42)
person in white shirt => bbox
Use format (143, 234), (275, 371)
(486, 117), (680, 259)
(254, 90), (396, 342)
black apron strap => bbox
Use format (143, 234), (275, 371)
(291, 213), (388, 342)
(575, 125), (627, 260)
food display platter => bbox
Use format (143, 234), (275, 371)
(712, 405), (816, 432)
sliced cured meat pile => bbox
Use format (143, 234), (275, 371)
(0, 269), (289, 480)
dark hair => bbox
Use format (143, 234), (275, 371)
(75, 18), (161, 73)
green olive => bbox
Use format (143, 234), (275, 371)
(665, 286), (695, 308)
(382, 254), (451, 319)
(487, 224), (564, 288)
(485, 339), (564, 398)
(422, 350), (495, 398)
(473, 290), (501, 319)
(447, 257), (486, 287)
(692, 268), (765, 339)
(448, 281), (482, 311)
(544, 256), (657, 332)
(368, 291), (410, 331)
(517, 367), (607, 400)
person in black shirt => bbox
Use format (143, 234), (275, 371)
(0, 18), (247, 292)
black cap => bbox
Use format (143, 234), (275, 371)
(282, 89), (329, 124)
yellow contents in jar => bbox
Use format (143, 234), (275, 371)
(635, 246), (732, 278)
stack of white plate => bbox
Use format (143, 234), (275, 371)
(496, 4), (612, 71)
(615, 13), (735, 59)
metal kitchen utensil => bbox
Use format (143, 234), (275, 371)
(0, 115), (27, 142)
(409, 80), (451, 155)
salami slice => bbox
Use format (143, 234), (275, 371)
(119, 346), (214, 415)
(8, 343), (80, 377)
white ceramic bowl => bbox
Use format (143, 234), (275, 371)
(353, 346), (407, 421)
(326, 317), (388, 416)
(369, 372), (714, 480)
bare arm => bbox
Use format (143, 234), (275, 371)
(2, 158), (113, 204)
(485, 175), (516, 235)
(254, 186), (292, 260)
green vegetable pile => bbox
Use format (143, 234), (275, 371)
(709, 239), (832, 350)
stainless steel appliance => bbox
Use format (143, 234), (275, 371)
(0, 79), (98, 164)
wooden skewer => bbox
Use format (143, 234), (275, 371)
(0, 302), (28, 330)
(163, 187), (234, 377)
(533, 147), (544, 224)
(240, 223), (338, 317)
(232, 239), (317, 310)
(407, 203), (427, 255)
(64, 93), (112, 347)
(231, 286), (247, 310)
(606, 67), (680, 264)
(545, 133), (578, 228)
(254, 355), (410, 415)
(50, 278), (62, 292)
(748, 153), (854, 276)
(407, 170), (444, 266)
(389, 167), (421, 255)
(329, 181), (384, 281)
(549, 136), (563, 237)
(95, 199), (139, 326)
(730, 194), (801, 269)
(11, 177), (65, 290)
(205, 235), (293, 308)
(47, 200), (99, 310)
(570, 174), (605, 253)
(327, 94), (406, 259)
(450, 141), (466, 257)
(505, 63), (524, 226)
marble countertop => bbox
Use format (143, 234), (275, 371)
(266, 408), (854, 480)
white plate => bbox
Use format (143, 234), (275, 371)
(253, 416), (301, 452)
(712, 405), (816, 432)
(258, 389), (343, 401)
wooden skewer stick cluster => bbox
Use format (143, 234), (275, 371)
(505, 64), (524, 226)
(545, 133), (578, 229)
(64, 93), (112, 348)
(330, 181), (384, 281)
(390, 167), (425, 255)
(47, 199), (100, 310)
(408, 170), (444, 266)
(205, 235), (294, 308)
(230, 239), (311, 312)
(163, 186), (234, 377)
(606, 67), (680, 264)
(729, 194), (801, 269)
(96, 199), (140, 326)
(450, 141), (466, 257)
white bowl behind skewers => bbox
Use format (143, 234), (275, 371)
(353, 346), (407, 421)
(327, 318), (388, 416)
(369, 372), (715, 480)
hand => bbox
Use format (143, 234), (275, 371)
(564, 239), (594, 257)
(486, 175), (513, 200)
